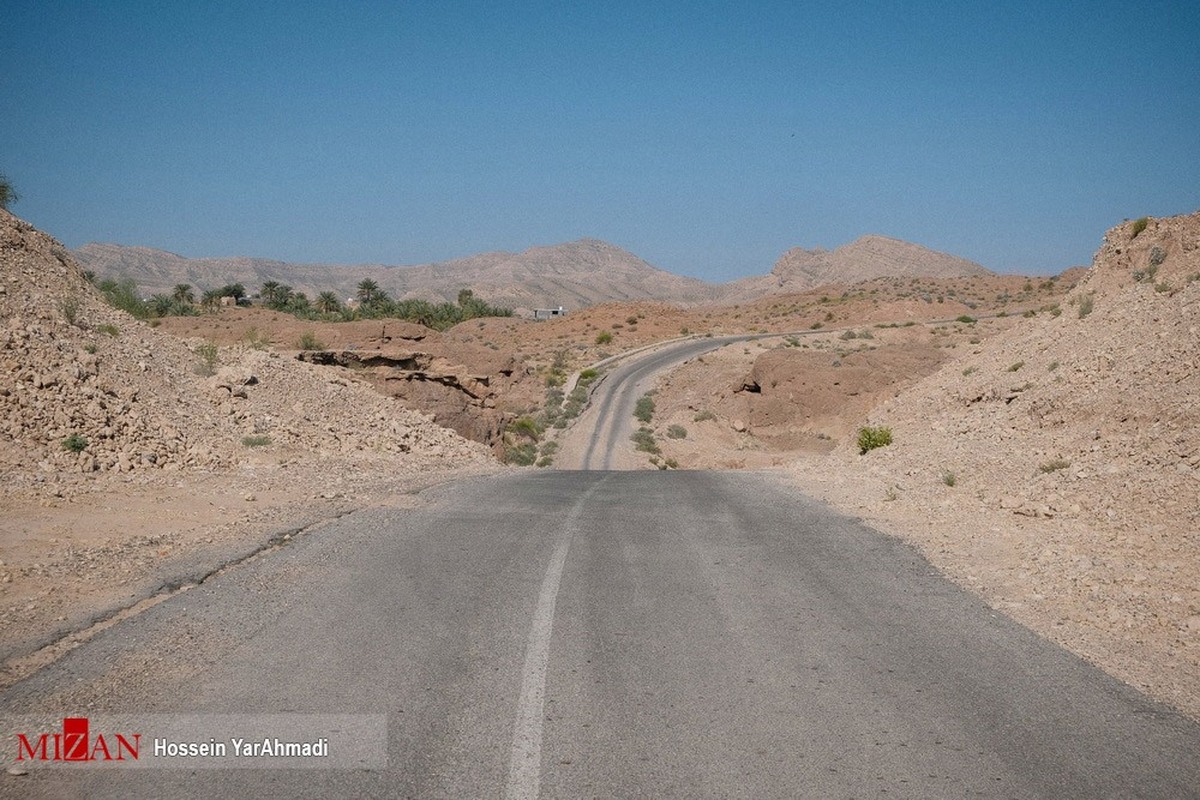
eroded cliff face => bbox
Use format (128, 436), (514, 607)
(298, 348), (525, 450)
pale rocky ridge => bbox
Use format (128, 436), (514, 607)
(76, 234), (995, 313)
(723, 235), (993, 302)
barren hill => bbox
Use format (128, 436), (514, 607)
(74, 238), (721, 311)
(724, 235), (993, 302)
(807, 211), (1200, 716)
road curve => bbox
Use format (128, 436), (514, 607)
(3, 470), (1199, 798)
(566, 335), (754, 470)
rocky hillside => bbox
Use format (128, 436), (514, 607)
(857, 212), (1199, 516)
(826, 211), (1200, 710)
(74, 238), (721, 311)
(724, 235), (993, 302)
(0, 210), (489, 486)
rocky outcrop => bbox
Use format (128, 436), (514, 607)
(297, 350), (517, 448)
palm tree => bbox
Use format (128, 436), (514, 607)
(260, 281), (282, 307)
(172, 284), (195, 305)
(200, 288), (223, 310)
(316, 291), (341, 314)
(356, 279), (382, 306)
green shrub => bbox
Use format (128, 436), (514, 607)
(194, 341), (219, 376)
(578, 368), (598, 381)
(942, 470), (957, 487)
(856, 426), (893, 455)
(1077, 293), (1094, 318)
(244, 328), (270, 350)
(96, 277), (152, 319)
(693, 409), (717, 422)
(955, 315), (976, 324)
(631, 426), (660, 454)
(297, 331), (324, 350)
(666, 424), (687, 439)
(1130, 217), (1149, 238)
(0, 174), (18, 210)
(634, 394), (655, 423)
(505, 442), (538, 465)
(62, 434), (88, 453)
(241, 435), (271, 447)
(97, 323), (120, 337)
(509, 416), (541, 440)
(59, 295), (81, 326)
(595, 331), (613, 345)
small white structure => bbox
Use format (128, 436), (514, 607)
(533, 306), (566, 321)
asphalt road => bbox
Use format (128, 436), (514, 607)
(566, 335), (757, 470)
(4, 469), (1200, 798)
(5, 338), (1200, 798)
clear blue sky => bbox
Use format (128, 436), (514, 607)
(3, 1), (1198, 280)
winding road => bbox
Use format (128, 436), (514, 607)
(3, 339), (1200, 799)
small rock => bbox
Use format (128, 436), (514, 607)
(244, 493), (256, 502)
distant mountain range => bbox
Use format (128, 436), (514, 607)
(73, 235), (994, 311)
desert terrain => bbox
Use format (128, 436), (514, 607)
(2, 205), (1198, 729)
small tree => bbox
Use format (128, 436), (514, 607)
(218, 282), (247, 301)
(0, 174), (18, 210)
